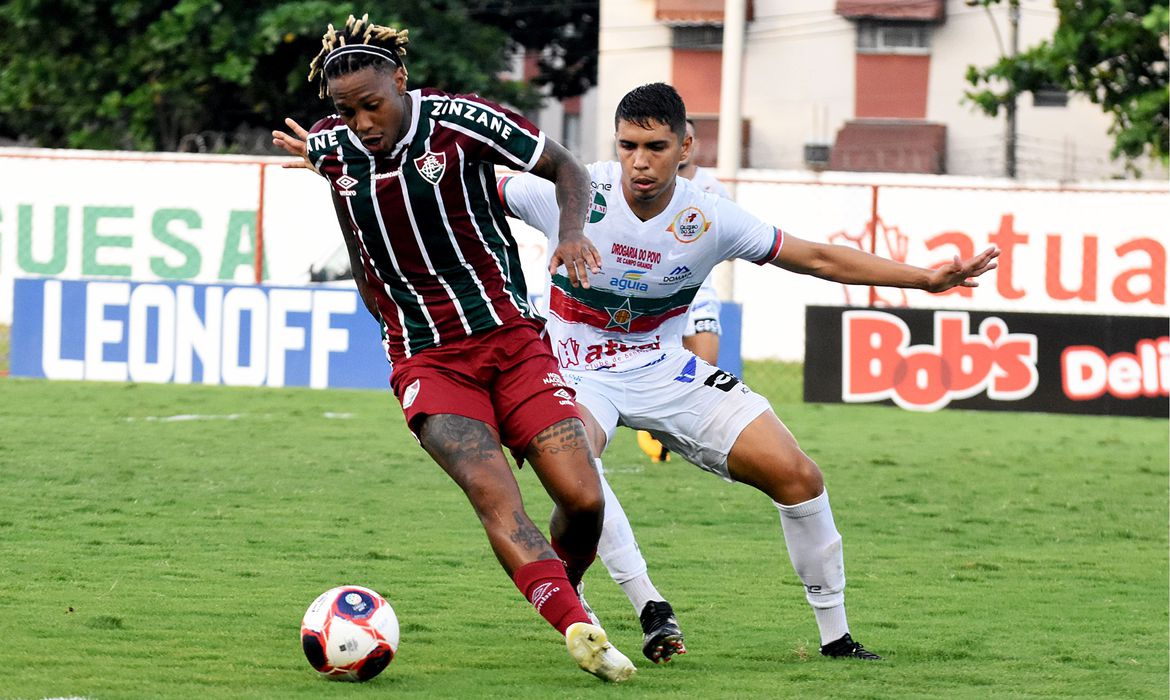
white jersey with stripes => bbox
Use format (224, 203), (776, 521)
(500, 161), (782, 372)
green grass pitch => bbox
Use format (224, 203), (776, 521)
(0, 375), (1165, 699)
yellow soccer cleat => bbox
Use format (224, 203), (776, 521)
(565, 622), (637, 682)
(636, 430), (670, 462)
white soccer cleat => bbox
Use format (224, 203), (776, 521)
(575, 581), (601, 626)
(565, 622), (636, 682)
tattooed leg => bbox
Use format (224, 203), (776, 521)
(526, 418), (604, 570)
(420, 413), (555, 574)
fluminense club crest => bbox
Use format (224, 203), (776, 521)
(413, 151), (446, 185)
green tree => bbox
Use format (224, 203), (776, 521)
(965, 0), (1169, 169)
(0, 1), (544, 151)
(469, 0), (600, 99)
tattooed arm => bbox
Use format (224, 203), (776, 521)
(530, 139), (601, 288)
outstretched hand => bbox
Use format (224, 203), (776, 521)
(271, 118), (314, 171)
(548, 233), (603, 289)
(926, 246), (1000, 293)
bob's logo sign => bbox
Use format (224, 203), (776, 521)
(842, 310), (1038, 411)
(804, 306), (1166, 417)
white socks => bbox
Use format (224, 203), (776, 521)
(775, 490), (850, 646)
(594, 459), (665, 614)
(594, 456), (851, 645)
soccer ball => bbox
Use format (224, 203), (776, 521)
(300, 585), (400, 682)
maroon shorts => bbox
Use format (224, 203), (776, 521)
(388, 320), (581, 453)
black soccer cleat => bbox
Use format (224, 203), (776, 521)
(639, 600), (687, 663)
(820, 633), (882, 660)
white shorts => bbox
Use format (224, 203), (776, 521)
(563, 349), (771, 481)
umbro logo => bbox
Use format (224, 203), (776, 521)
(335, 174), (359, 197)
(530, 582), (558, 612)
(674, 356), (697, 383)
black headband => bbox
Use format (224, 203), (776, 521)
(323, 44), (401, 70)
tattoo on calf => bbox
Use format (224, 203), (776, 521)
(509, 511), (556, 558)
(529, 418), (591, 459)
(420, 414), (501, 466)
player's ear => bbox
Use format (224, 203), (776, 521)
(394, 66), (408, 95)
(680, 131), (694, 161)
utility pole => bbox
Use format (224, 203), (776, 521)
(714, 0), (747, 302)
(1005, 0), (1019, 178)
(717, 0), (746, 193)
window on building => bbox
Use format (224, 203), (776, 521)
(1032, 86), (1069, 108)
(672, 25), (724, 51)
(856, 20), (930, 54)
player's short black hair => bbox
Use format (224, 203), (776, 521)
(308, 14), (410, 99)
(615, 83), (687, 141)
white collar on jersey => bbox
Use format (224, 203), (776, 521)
(387, 89), (422, 160)
(344, 88), (421, 160)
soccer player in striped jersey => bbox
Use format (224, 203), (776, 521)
(271, 14), (634, 682)
(499, 83), (998, 664)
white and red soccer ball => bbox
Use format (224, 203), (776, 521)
(300, 585), (399, 682)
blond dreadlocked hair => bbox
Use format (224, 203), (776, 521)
(308, 14), (410, 98)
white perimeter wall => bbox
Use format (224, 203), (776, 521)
(2, 149), (1166, 361)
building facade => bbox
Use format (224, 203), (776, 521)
(594, 0), (1165, 181)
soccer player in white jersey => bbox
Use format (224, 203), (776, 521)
(498, 82), (999, 664)
(639, 118), (726, 463)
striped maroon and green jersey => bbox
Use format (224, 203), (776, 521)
(307, 88), (546, 362)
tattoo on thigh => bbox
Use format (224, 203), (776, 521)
(509, 511), (556, 557)
(528, 418), (591, 459)
(420, 414), (502, 466)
